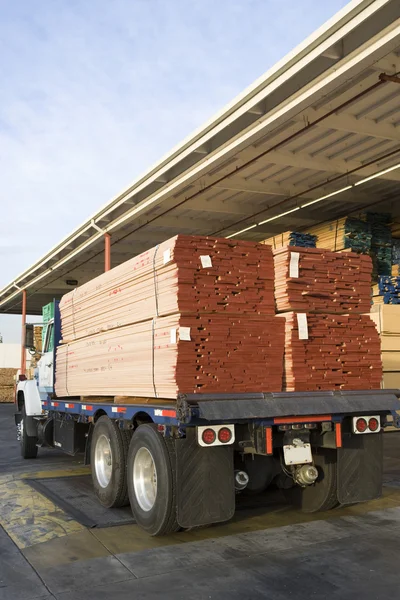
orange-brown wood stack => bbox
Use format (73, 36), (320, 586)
(56, 235), (284, 399)
(271, 246), (382, 391)
(278, 312), (382, 391)
(273, 246), (372, 313)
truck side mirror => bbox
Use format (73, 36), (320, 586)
(24, 324), (35, 350)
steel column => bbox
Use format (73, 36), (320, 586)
(20, 289), (27, 377)
(104, 233), (111, 272)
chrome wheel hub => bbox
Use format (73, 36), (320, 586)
(133, 447), (157, 511)
(94, 434), (113, 488)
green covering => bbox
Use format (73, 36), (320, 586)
(42, 302), (55, 353)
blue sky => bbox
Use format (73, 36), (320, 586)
(0, 0), (349, 341)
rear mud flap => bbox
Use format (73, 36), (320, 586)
(337, 433), (383, 505)
(175, 429), (235, 528)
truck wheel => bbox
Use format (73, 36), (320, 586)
(127, 424), (179, 536)
(284, 448), (338, 513)
(21, 406), (38, 459)
(91, 416), (130, 508)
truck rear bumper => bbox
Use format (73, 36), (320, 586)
(178, 390), (400, 423)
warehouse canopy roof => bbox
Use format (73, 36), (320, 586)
(2, 0), (400, 315)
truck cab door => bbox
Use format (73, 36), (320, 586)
(38, 320), (54, 392)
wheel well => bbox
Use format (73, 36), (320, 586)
(17, 391), (24, 411)
(132, 411), (154, 429)
(93, 409), (107, 422)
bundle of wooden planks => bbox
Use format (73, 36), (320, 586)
(306, 217), (372, 253)
(60, 235), (275, 343)
(279, 313), (382, 391)
(0, 368), (17, 403)
(55, 314), (284, 398)
(273, 246), (372, 314)
(56, 235), (284, 399)
(370, 304), (400, 388)
(263, 231), (316, 249)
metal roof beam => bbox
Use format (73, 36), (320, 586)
(369, 52), (400, 72)
(239, 147), (400, 182)
(293, 107), (400, 142)
(212, 175), (383, 204)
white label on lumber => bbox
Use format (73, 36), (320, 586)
(200, 255), (212, 268)
(170, 328), (177, 344)
(178, 326), (191, 341)
(289, 252), (300, 278)
(297, 313), (309, 340)
(163, 248), (171, 264)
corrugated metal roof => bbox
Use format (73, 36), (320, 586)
(2, 0), (400, 314)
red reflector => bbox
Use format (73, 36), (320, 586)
(368, 417), (379, 432)
(218, 427), (232, 443)
(202, 428), (216, 445)
(356, 418), (368, 433)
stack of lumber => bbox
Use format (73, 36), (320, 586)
(392, 220), (400, 239)
(55, 314), (284, 398)
(370, 305), (400, 389)
(366, 212), (392, 277)
(60, 235), (275, 343)
(0, 368), (17, 403)
(34, 326), (43, 353)
(273, 247), (372, 314)
(392, 240), (400, 276)
(372, 276), (400, 305)
(278, 313), (382, 391)
(263, 231), (316, 249)
(56, 235), (285, 398)
(306, 217), (372, 253)
(29, 326), (43, 371)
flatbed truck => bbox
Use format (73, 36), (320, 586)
(14, 300), (400, 535)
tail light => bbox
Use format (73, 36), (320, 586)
(218, 427), (232, 443)
(368, 417), (380, 432)
(355, 418), (368, 433)
(353, 415), (381, 434)
(198, 424), (235, 447)
(202, 428), (216, 445)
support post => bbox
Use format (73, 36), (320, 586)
(20, 289), (27, 378)
(104, 233), (111, 272)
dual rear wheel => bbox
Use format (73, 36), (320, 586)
(91, 418), (178, 535)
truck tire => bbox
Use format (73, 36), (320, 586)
(284, 448), (338, 513)
(21, 405), (38, 459)
(91, 416), (130, 508)
(127, 424), (179, 536)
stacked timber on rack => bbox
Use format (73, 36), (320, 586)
(55, 314), (283, 397)
(270, 245), (381, 391)
(370, 305), (400, 389)
(306, 217), (372, 254)
(263, 231), (317, 249)
(59, 236), (275, 342)
(55, 235), (284, 399)
(372, 276), (400, 305)
(28, 326), (43, 374)
(366, 212), (392, 277)
(0, 368), (17, 403)
(273, 247), (372, 314)
(278, 312), (381, 391)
